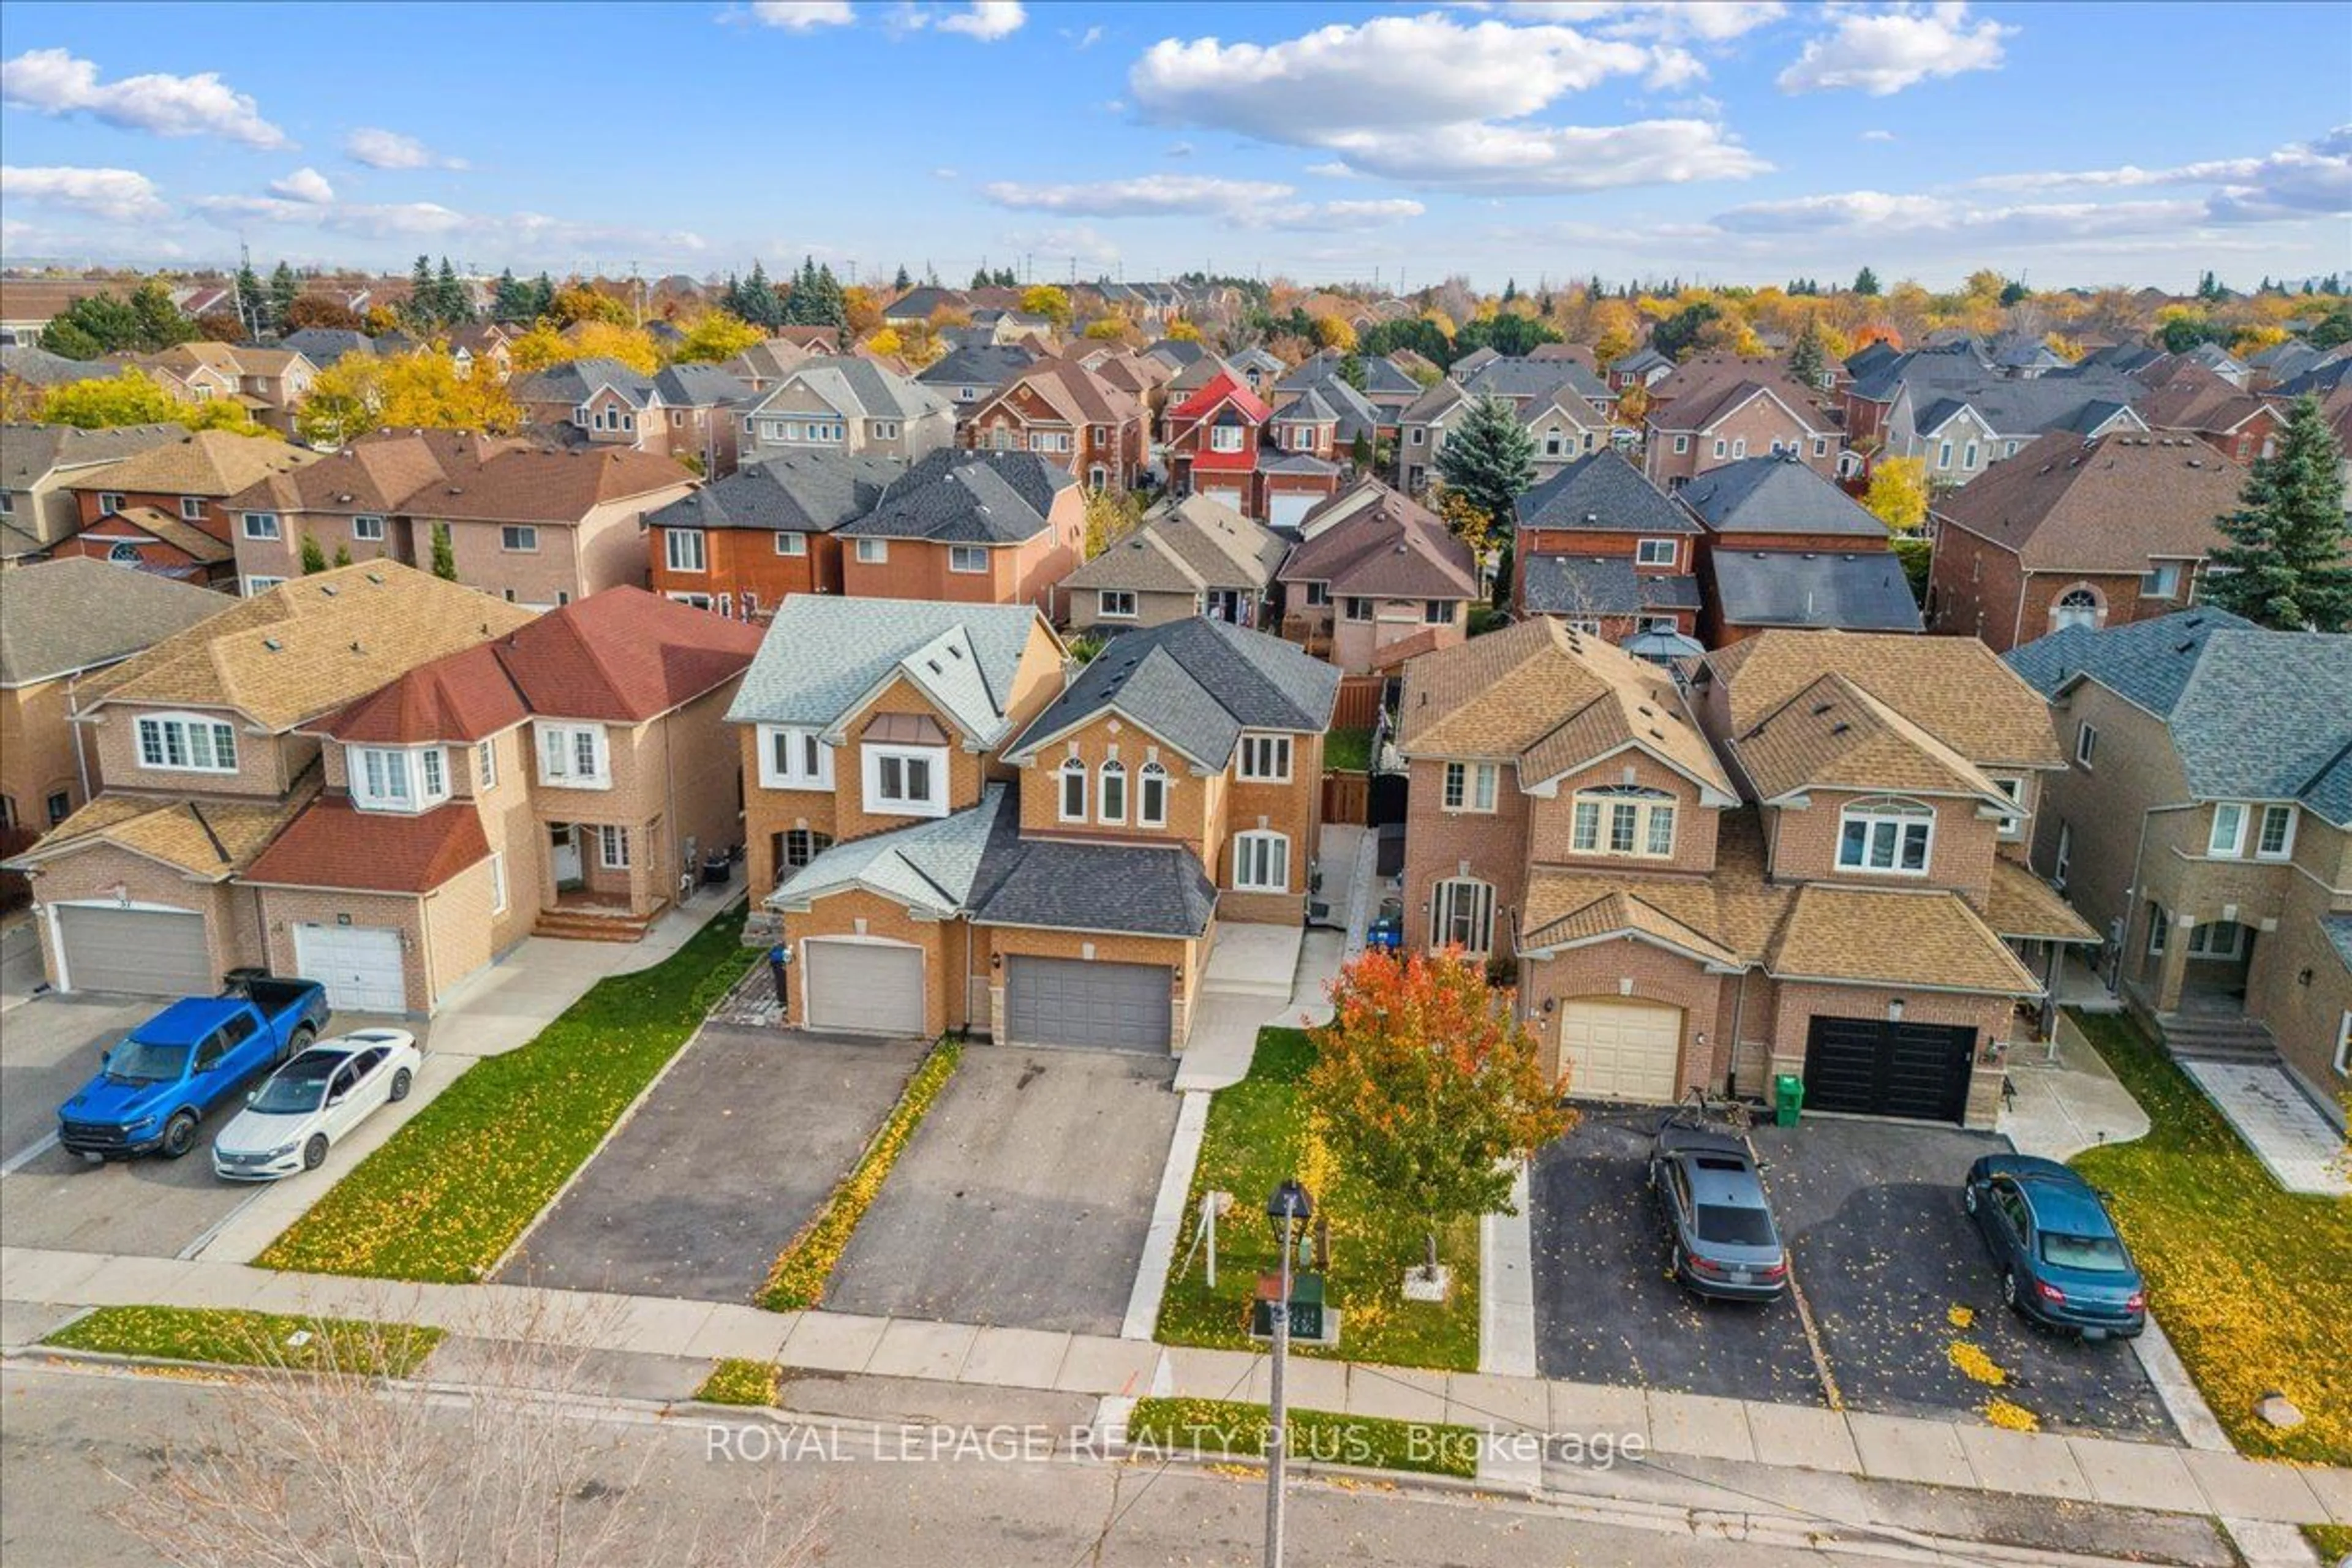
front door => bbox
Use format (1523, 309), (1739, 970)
(550, 823), (584, 889)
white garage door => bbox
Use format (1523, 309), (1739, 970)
(53, 903), (210, 997)
(803, 938), (925, 1036)
(1202, 487), (1245, 514)
(293, 922), (407, 1014)
(1268, 491), (1317, 530)
(1558, 998), (1683, 1102)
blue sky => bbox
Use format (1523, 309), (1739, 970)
(2, 1), (2346, 292)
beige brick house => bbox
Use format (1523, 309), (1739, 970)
(734, 598), (1336, 1052)
(5, 564), (535, 1001)
(1059, 493), (1286, 633)
(1643, 355), (1841, 491)
(1274, 480), (1478, 673)
(1396, 622), (2091, 1126)
(2007, 611), (2352, 1106)
(239, 588), (763, 1012)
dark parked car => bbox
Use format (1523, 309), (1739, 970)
(1648, 1123), (1789, 1301)
(1964, 1155), (2146, 1340)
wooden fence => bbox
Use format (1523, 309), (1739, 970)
(1332, 674), (1386, 732)
(1321, 772), (1369, 826)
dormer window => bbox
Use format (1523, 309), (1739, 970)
(1209, 424), (1245, 453)
(352, 745), (450, 812)
(1837, 796), (1934, 875)
(137, 713), (238, 774)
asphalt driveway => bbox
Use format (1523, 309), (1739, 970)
(1751, 1117), (2174, 1439)
(1529, 1106), (1827, 1404)
(501, 1027), (929, 1302)
(824, 1044), (1180, 1336)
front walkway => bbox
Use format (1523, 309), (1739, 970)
(2178, 1059), (2351, 1196)
(3, 1243), (2345, 1531)
(1999, 1011), (2154, 1161)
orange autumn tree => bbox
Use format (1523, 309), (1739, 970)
(1303, 949), (1573, 1280)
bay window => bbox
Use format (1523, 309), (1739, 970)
(350, 745), (451, 813)
(1233, 830), (1289, 892)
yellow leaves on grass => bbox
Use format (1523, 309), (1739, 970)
(696, 1357), (782, 1406)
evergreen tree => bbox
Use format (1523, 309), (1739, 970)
(267, 262), (301, 336)
(492, 268), (534, 323)
(299, 533), (328, 575)
(1853, 265), (1881, 296)
(971, 265), (992, 288)
(429, 522), (458, 581)
(2204, 395), (2351, 631)
(810, 261), (847, 328)
(407, 255), (435, 326)
(737, 262), (783, 330)
(1501, 277), (1518, 303)
(234, 260), (267, 337)
(892, 265), (912, 291)
(333, 542), (352, 568)
(1434, 394), (1537, 573)
(1787, 317), (1826, 386)
(125, 281), (199, 352)
(529, 273), (559, 320)
(434, 258), (474, 325)
(1999, 278), (2030, 307)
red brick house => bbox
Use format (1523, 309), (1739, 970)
(1164, 369), (1346, 526)
(1677, 454), (1921, 646)
(51, 430), (318, 592)
(1512, 450), (1702, 641)
(1643, 356), (1840, 490)
(834, 450), (1084, 614)
(965, 358), (1147, 492)
(2135, 364), (2285, 466)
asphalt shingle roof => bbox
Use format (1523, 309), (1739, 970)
(1520, 556), (1701, 616)
(971, 835), (1219, 938)
(1009, 617), (1340, 769)
(834, 450), (1071, 544)
(0, 556), (225, 686)
(727, 595), (1047, 744)
(1709, 550), (1925, 634)
(773, 785), (1014, 918)
(1517, 450), (1698, 535)
(1678, 454), (1890, 538)
(645, 451), (901, 535)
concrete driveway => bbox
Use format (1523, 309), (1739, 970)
(0, 992), (156, 1170)
(1751, 1117), (2175, 1439)
(501, 1027), (929, 1302)
(1529, 1106), (1827, 1404)
(824, 1045), (1180, 1335)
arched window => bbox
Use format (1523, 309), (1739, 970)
(1058, 758), (1087, 822)
(2052, 586), (2102, 631)
(1569, 785), (1676, 859)
(1099, 760), (1127, 824)
(1838, 796), (1934, 875)
(1138, 761), (1169, 827)
(1432, 878), (1495, 956)
(1233, 830), (1289, 892)
(108, 541), (142, 564)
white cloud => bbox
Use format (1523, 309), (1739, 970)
(268, 166), (335, 204)
(0, 164), (167, 221)
(937, 2), (1025, 41)
(1860, 129), (1897, 143)
(1478, 2), (1787, 42)
(981, 172), (1424, 231)
(1970, 127), (2352, 223)
(343, 127), (468, 170)
(1645, 47), (1706, 88)
(1315, 118), (1768, 194)
(747, 1), (855, 28)
(192, 189), (704, 255)
(1713, 189), (2208, 246)
(0, 48), (288, 148)
(1071, 24), (1104, 50)
(1778, 2), (2010, 96)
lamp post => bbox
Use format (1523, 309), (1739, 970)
(1264, 1178), (1312, 1568)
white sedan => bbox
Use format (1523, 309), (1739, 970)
(211, 1029), (421, 1180)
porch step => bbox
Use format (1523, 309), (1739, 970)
(532, 907), (655, 943)
(2157, 1012), (2278, 1062)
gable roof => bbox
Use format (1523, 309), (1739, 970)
(63, 429), (319, 499)
(916, 342), (1040, 390)
(748, 355), (950, 423)
(1168, 369), (1272, 426)
(76, 504), (233, 565)
(1729, 669), (2003, 802)
(1932, 431), (2245, 568)
(834, 450), (1071, 545)
(1707, 628), (2065, 768)
(1678, 454), (1888, 538)
(1709, 550), (1924, 634)
(774, 785), (1014, 919)
(1274, 483), (1477, 598)
(13, 788), (314, 879)
(1461, 354), (1611, 407)
(1519, 556), (1701, 617)
(1517, 448), (1697, 535)
(403, 445), (693, 522)
(0, 556), (226, 687)
(72, 560), (535, 731)
(2005, 611), (2352, 826)
(1060, 494), (1286, 595)
(1007, 617), (1339, 769)
(645, 450), (901, 535)
(652, 363), (757, 409)
(2, 421), (189, 492)
(221, 428), (522, 516)
(1396, 616), (1733, 801)
(727, 595), (1052, 746)
(509, 356), (658, 408)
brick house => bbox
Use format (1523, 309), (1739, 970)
(1512, 450), (1702, 640)
(1163, 368), (1343, 526)
(235, 589), (761, 1012)
(1, 422), (189, 565)
(51, 429), (320, 591)
(1927, 432), (2248, 652)
(219, 429), (519, 593)
(2135, 363), (2286, 466)
(1678, 453), (1921, 646)
(1841, 344), (2146, 484)
(2007, 611), (2352, 1104)
(409, 447), (695, 610)
(0, 558), (222, 833)
(1643, 356), (1841, 490)
(834, 451), (1084, 615)
(5, 565), (535, 1001)
(916, 343), (1041, 428)
(738, 356), (956, 466)
(641, 451), (899, 620)
(736, 599), (1335, 1051)
(965, 357), (1146, 492)
(1059, 493), (1287, 633)
(133, 342), (317, 435)
(1395, 620), (2089, 1127)
(1274, 480), (1478, 673)
(510, 358), (757, 478)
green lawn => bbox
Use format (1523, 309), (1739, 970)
(1126, 1396), (1480, 1479)
(47, 1306), (440, 1377)
(2068, 1010), (2352, 1466)
(1323, 727), (1375, 775)
(258, 905), (757, 1282)
(1154, 1028), (1481, 1372)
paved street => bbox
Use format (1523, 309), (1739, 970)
(824, 1044), (1181, 1335)
(503, 1027), (930, 1300)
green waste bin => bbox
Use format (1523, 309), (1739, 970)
(1773, 1073), (1804, 1128)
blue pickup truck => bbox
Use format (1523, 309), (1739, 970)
(58, 978), (332, 1161)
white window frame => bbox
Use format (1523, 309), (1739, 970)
(664, 529), (707, 573)
(2187, 921), (2245, 960)
(241, 575), (286, 596)
(758, 725), (834, 790)
(1711, 438), (1728, 459)
(1937, 440), (1954, 470)
(135, 712), (239, 775)
(1237, 733), (1293, 783)
(1568, 785), (1676, 859)
(1099, 760), (1127, 824)
(1431, 877), (1496, 956)
(948, 545), (989, 575)
(178, 496), (205, 522)
(350, 745), (450, 813)
(2255, 804), (2297, 861)
(1232, 829), (1290, 892)
(2054, 819), (2072, 889)
(97, 492), (126, 515)
(2334, 1010), (2351, 1076)
(2148, 904), (2171, 956)
(1098, 589), (1137, 619)
(489, 850), (508, 915)
(863, 744), (946, 818)
(854, 537), (888, 565)
(1138, 761), (1169, 827)
(476, 739), (498, 791)
(352, 514), (386, 541)
(240, 512), (281, 540)
(775, 531), (807, 556)
(1991, 775), (2026, 840)
(1672, 435), (1689, 454)
(2075, 722), (2097, 769)
(1635, 538), (1678, 567)
(1058, 758), (1088, 823)
(597, 824), (630, 870)
(1836, 796), (1935, 876)
(1442, 761), (1499, 814)
(501, 524), (539, 553)
(2141, 560), (2183, 600)
(1208, 424), (1245, 453)
(2207, 802), (2248, 858)
(536, 722), (611, 789)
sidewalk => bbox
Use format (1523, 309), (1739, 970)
(4, 1244), (2345, 1530)
(2000, 1012), (2153, 1161)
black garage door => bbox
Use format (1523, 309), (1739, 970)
(1802, 1017), (1975, 1122)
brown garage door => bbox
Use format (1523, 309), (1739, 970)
(54, 903), (211, 997)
